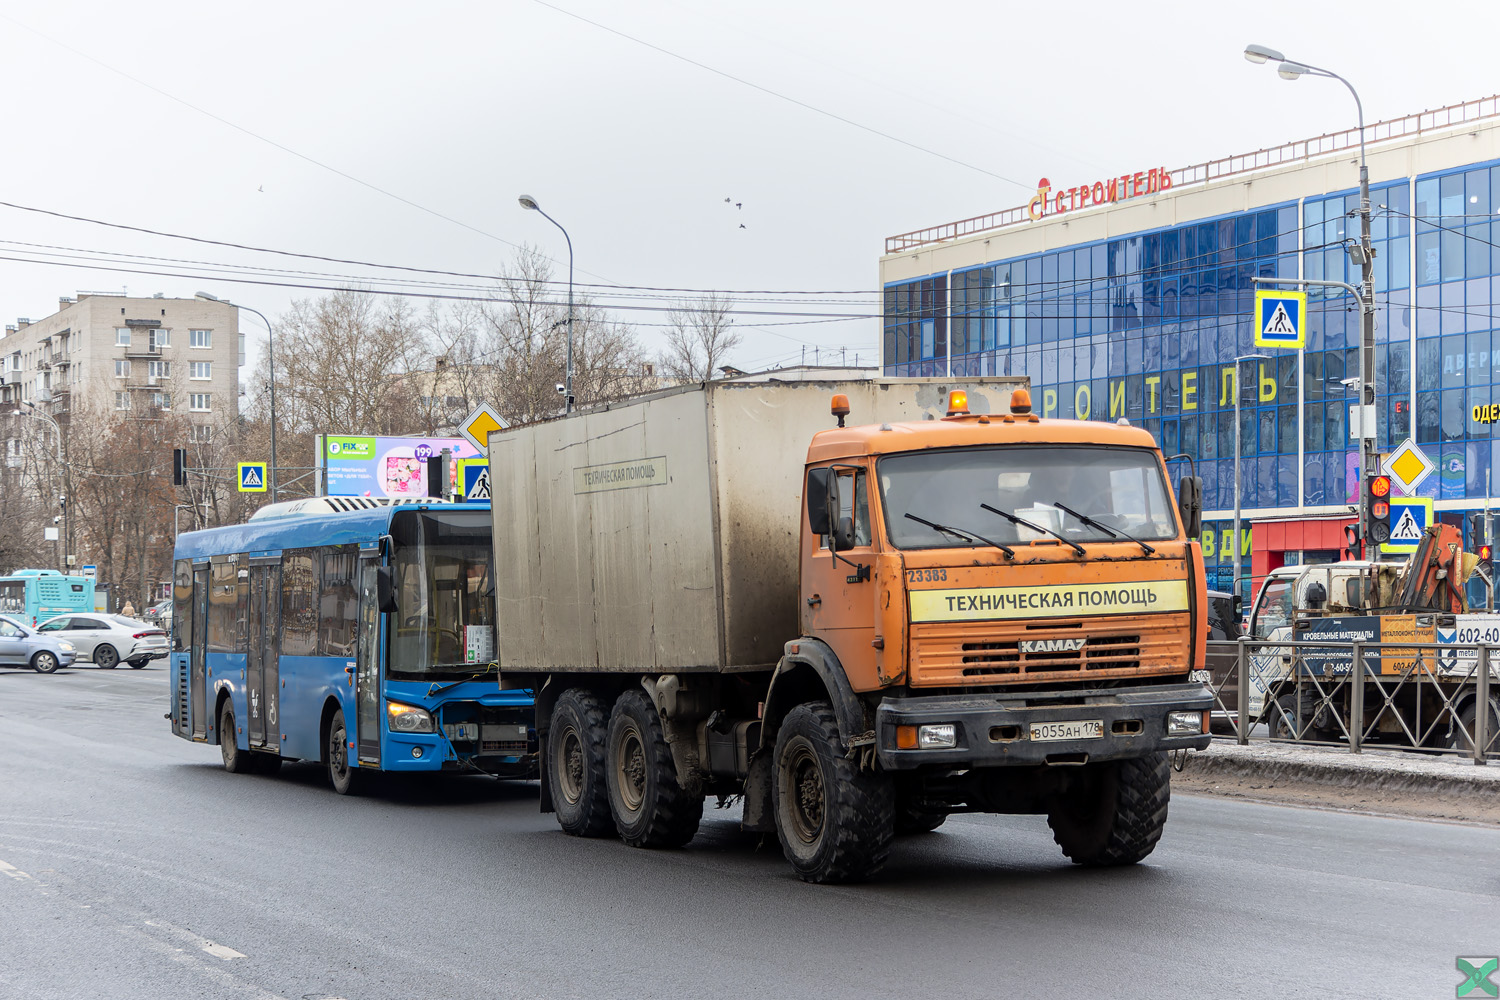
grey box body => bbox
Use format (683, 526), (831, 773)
(490, 377), (1026, 675)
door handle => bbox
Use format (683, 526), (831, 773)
(806, 594), (821, 608)
(344, 666), (355, 675)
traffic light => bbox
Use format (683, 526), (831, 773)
(172, 448), (187, 487)
(1481, 543), (1493, 568)
(1344, 523), (1361, 560)
(1367, 474), (1392, 544)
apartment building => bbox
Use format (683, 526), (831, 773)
(0, 293), (243, 440)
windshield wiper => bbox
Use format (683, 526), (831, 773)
(979, 503), (1085, 557)
(903, 513), (1014, 559)
(1051, 501), (1155, 555)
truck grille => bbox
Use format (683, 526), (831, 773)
(909, 612), (1190, 687)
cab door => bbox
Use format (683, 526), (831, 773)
(355, 555), (382, 766)
(802, 465), (879, 684)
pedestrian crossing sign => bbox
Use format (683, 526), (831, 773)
(237, 462), (268, 492)
(458, 459), (490, 500)
(1380, 496), (1432, 554)
(1254, 289), (1306, 349)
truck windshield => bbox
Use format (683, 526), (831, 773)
(879, 445), (1175, 550)
(386, 509), (495, 681)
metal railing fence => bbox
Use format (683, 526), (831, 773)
(1204, 638), (1496, 763)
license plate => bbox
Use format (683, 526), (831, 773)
(1030, 719), (1104, 742)
(1189, 668), (1212, 684)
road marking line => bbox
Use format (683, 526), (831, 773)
(144, 919), (246, 959)
(0, 859), (32, 880)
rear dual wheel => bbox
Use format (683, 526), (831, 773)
(605, 690), (701, 848)
(549, 689), (613, 837)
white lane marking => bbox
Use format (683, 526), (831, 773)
(145, 919), (247, 960)
(0, 858), (32, 880)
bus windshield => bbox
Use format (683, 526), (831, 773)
(387, 509), (495, 681)
(879, 445), (1176, 551)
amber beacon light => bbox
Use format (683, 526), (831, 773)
(1009, 388), (1033, 414)
(830, 393), (851, 427)
(946, 390), (969, 416)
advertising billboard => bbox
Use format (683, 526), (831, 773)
(319, 435), (483, 498)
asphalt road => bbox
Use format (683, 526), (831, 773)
(3, 665), (1499, 1000)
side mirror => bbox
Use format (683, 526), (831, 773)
(832, 516), (856, 552)
(1177, 475), (1203, 539)
(376, 565), (398, 613)
(806, 468), (836, 536)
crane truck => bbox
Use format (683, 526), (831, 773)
(488, 377), (1213, 882)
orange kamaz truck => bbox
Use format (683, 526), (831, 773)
(489, 377), (1212, 882)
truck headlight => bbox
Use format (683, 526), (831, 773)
(386, 701), (434, 734)
(916, 723), (958, 749)
(1166, 710), (1205, 736)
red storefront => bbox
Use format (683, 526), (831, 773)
(1247, 512), (1356, 605)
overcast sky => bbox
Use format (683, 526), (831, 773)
(1, 0), (1494, 376)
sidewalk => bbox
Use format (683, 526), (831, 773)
(1174, 740), (1500, 824)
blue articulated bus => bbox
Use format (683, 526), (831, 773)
(169, 497), (535, 793)
(0, 569), (95, 625)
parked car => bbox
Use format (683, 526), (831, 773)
(1203, 589), (1243, 734)
(141, 599), (172, 628)
(0, 613), (78, 673)
(34, 613), (168, 669)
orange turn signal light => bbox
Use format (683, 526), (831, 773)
(946, 389), (969, 416)
(896, 725), (918, 750)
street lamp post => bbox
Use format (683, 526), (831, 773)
(1245, 44), (1377, 557)
(196, 293), (278, 497)
(517, 194), (575, 414)
(1233, 353), (1269, 602)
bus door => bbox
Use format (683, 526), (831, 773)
(245, 558), (282, 750)
(191, 564), (209, 739)
(355, 554), (381, 766)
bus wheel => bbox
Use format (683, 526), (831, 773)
(326, 708), (364, 795)
(30, 651), (59, 674)
(219, 703), (253, 774)
(605, 689), (702, 848)
(548, 689), (612, 837)
(94, 644), (119, 669)
(773, 701), (894, 884)
(1047, 752), (1169, 867)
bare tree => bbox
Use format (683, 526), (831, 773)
(659, 292), (741, 382)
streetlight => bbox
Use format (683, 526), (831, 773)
(1232, 353), (1269, 603)
(1244, 44), (1376, 557)
(518, 194), (575, 413)
(196, 292), (278, 497)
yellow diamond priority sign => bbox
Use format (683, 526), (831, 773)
(459, 402), (509, 455)
(1381, 438), (1435, 496)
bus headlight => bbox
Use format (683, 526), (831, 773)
(386, 701), (434, 734)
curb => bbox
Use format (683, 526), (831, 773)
(1179, 741), (1500, 801)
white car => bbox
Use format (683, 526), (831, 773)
(35, 613), (169, 669)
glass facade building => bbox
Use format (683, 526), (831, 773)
(883, 155), (1500, 599)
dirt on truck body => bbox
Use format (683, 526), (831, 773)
(490, 377), (1212, 882)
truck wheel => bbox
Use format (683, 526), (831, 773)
(220, 703), (253, 774)
(1267, 694), (1299, 740)
(549, 689), (613, 838)
(605, 690), (703, 847)
(1448, 699), (1500, 755)
(894, 801), (948, 835)
(773, 701), (894, 884)
(1047, 752), (1170, 867)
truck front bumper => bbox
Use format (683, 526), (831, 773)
(875, 682), (1213, 770)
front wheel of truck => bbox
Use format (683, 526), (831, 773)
(549, 689), (613, 838)
(773, 701), (894, 884)
(606, 690), (703, 848)
(1047, 752), (1169, 867)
